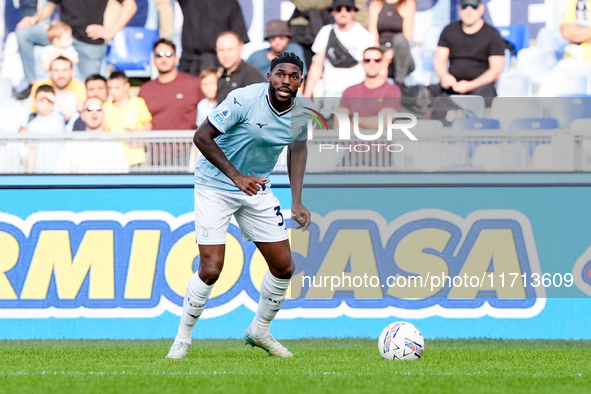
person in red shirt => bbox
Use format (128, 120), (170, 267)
(139, 38), (205, 166)
(338, 46), (401, 129)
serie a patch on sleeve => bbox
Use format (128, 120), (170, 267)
(214, 108), (231, 124)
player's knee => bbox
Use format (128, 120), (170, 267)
(272, 263), (292, 280)
(198, 265), (222, 285)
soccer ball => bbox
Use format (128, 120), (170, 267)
(378, 321), (424, 361)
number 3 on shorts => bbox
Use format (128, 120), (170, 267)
(274, 206), (284, 226)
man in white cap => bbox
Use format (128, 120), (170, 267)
(303, 0), (374, 106)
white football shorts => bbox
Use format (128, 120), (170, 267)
(194, 187), (288, 244)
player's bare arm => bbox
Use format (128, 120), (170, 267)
(193, 122), (267, 196)
(288, 139), (311, 231)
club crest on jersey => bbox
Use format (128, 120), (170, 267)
(214, 108), (230, 124)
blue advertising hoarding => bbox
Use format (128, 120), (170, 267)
(0, 173), (590, 340)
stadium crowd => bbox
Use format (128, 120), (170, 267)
(0, 0), (588, 173)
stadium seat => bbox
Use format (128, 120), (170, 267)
(450, 95), (485, 118)
(452, 118), (501, 130)
(547, 97), (591, 128)
(0, 77), (11, 101)
(570, 118), (591, 130)
(515, 47), (556, 85)
(106, 27), (159, 77)
(490, 97), (545, 129)
(496, 73), (533, 97)
(0, 98), (29, 173)
(421, 27), (444, 51)
(471, 142), (527, 171)
(509, 118), (559, 130)
(536, 26), (568, 61)
(531, 143), (554, 170)
(496, 24), (529, 55)
(538, 73), (588, 97)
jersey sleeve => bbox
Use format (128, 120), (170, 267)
(437, 24), (452, 48)
(488, 27), (507, 57)
(311, 25), (331, 54)
(137, 98), (153, 125)
(207, 89), (248, 133)
(560, 0), (578, 25)
(295, 123), (308, 141)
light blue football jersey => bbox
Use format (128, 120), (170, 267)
(195, 82), (310, 192)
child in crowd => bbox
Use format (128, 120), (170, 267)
(196, 67), (219, 126)
(104, 71), (153, 166)
(27, 85), (68, 173)
(41, 21), (79, 72)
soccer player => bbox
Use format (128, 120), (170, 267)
(166, 52), (310, 359)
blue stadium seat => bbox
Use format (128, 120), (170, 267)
(450, 95), (485, 118)
(490, 97), (545, 129)
(536, 26), (568, 61)
(547, 97), (591, 128)
(515, 47), (556, 85)
(496, 73), (533, 97)
(106, 27), (159, 76)
(496, 24), (529, 55)
(421, 27), (444, 51)
(452, 118), (501, 130)
(538, 73), (588, 97)
(509, 118), (559, 130)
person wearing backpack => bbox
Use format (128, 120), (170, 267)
(303, 0), (374, 113)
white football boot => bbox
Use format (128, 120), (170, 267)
(165, 341), (191, 359)
(244, 326), (293, 358)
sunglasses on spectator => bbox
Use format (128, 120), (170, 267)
(362, 58), (382, 63)
(154, 51), (174, 58)
(333, 6), (354, 13)
(85, 104), (103, 112)
(460, 4), (479, 9)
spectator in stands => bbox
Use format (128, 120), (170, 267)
(216, 32), (265, 102)
(73, 74), (108, 131)
(367, 0), (416, 84)
(54, 96), (129, 174)
(139, 39), (204, 131)
(433, 0), (505, 104)
(303, 0), (374, 106)
(176, 0), (250, 76)
(19, 0), (38, 18)
(29, 57), (85, 128)
(105, 71), (152, 166)
(338, 47), (401, 128)
(560, 0), (591, 60)
(155, 0), (174, 39)
(41, 21), (79, 72)
(27, 85), (66, 173)
(197, 67), (219, 126)
(15, 0), (137, 99)
(247, 20), (308, 78)
(138, 38), (204, 166)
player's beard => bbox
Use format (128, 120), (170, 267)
(269, 84), (295, 110)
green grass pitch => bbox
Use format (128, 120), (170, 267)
(1, 339), (590, 394)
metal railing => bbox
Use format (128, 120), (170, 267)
(1, 129), (591, 174)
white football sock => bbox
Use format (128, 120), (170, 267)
(251, 270), (290, 338)
(175, 273), (213, 344)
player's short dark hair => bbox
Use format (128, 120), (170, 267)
(364, 47), (383, 55)
(35, 84), (55, 97)
(85, 74), (107, 85)
(108, 71), (129, 83)
(50, 56), (73, 69)
(217, 31), (243, 44)
(199, 67), (219, 79)
(270, 52), (304, 74)
(153, 38), (176, 52)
